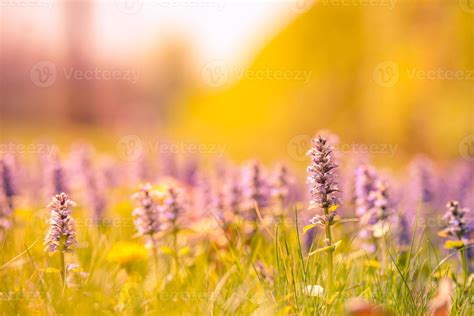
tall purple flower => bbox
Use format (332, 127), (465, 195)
(0, 158), (16, 209)
(242, 160), (269, 215)
(354, 165), (378, 217)
(439, 201), (471, 242)
(158, 150), (178, 179)
(181, 155), (200, 187)
(0, 185), (12, 231)
(363, 179), (392, 228)
(44, 193), (77, 253)
(225, 167), (242, 215)
(161, 185), (185, 231)
(397, 213), (411, 248)
(408, 155), (437, 206)
(353, 164), (394, 250)
(450, 161), (474, 211)
(195, 174), (214, 218)
(271, 163), (291, 210)
(99, 157), (121, 191)
(307, 135), (339, 212)
(439, 201), (473, 275)
(306, 132), (340, 295)
(130, 154), (152, 185)
(46, 153), (69, 197)
(132, 183), (162, 247)
(70, 145), (106, 222)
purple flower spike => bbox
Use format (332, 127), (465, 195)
(242, 160), (269, 213)
(132, 183), (161, 247)
(307, 135), (339, 211)
(271, 163), (291, 209)
(354, 165), (378, 217)
(440, 201), (471, 242)
(44, 193), (77, 253)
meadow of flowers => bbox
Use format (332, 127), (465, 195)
(0, 132), (472, 315)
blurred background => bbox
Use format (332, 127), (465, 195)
(0, 0), (473, 168)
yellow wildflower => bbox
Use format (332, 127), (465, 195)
(107, 242), (148, 266)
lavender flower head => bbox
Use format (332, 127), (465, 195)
(397, 213), (411, 248)
(132, 183), (162, 246)
(0, 188), (12, 230)
(47, 153), (69, 197)
(69, 144), (107, 221)
(408, 155), (436, 205)
(44, 193), (77, 253)
(365, 179), (392, 226)
(357, 176), (393, 250)
(225, 167), (242, 214)
(307, 134), (339, 211)
(354, 165), (378, 217)
(1, 158), (16, 208)
(161, 185), (185, 231)
(181, 155), (200, 187)
(307, 134), (340, 230)
(439, 201), (471, 242)
(242, 160), (270, 212)
(271, 163), (291, 209)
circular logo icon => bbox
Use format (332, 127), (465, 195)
(115, 0), (144, 15)
(373, 61), (399, 88)
(116, 135), (144, 162)
(289, 0), (315, 13)
(287, 135), (312, 162)
(459, 0), (474, 14)
(459, 134), (474, 161)
(200, 60), (229, 88)
(30, 61), (57, 88)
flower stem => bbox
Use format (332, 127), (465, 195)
(59, 250), (66, 283)
(460, 248), (469, 281)
(152, 245), (159, 279)
(172, 228), (179, 274)
(324, 207), (333, 296)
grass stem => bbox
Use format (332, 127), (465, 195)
(323, 207), (333, 296)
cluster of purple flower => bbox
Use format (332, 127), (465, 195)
(0, 134), (471, 268)
(44, 193), (77, 253)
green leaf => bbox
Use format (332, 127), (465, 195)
(160, 246), (175, 256)
(303, 223), (318, 234)
(336, 218), (359, 224)
(178, 247), (191, 256)
(308, 241), (342, 256)
(41, 267), (60, 274)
